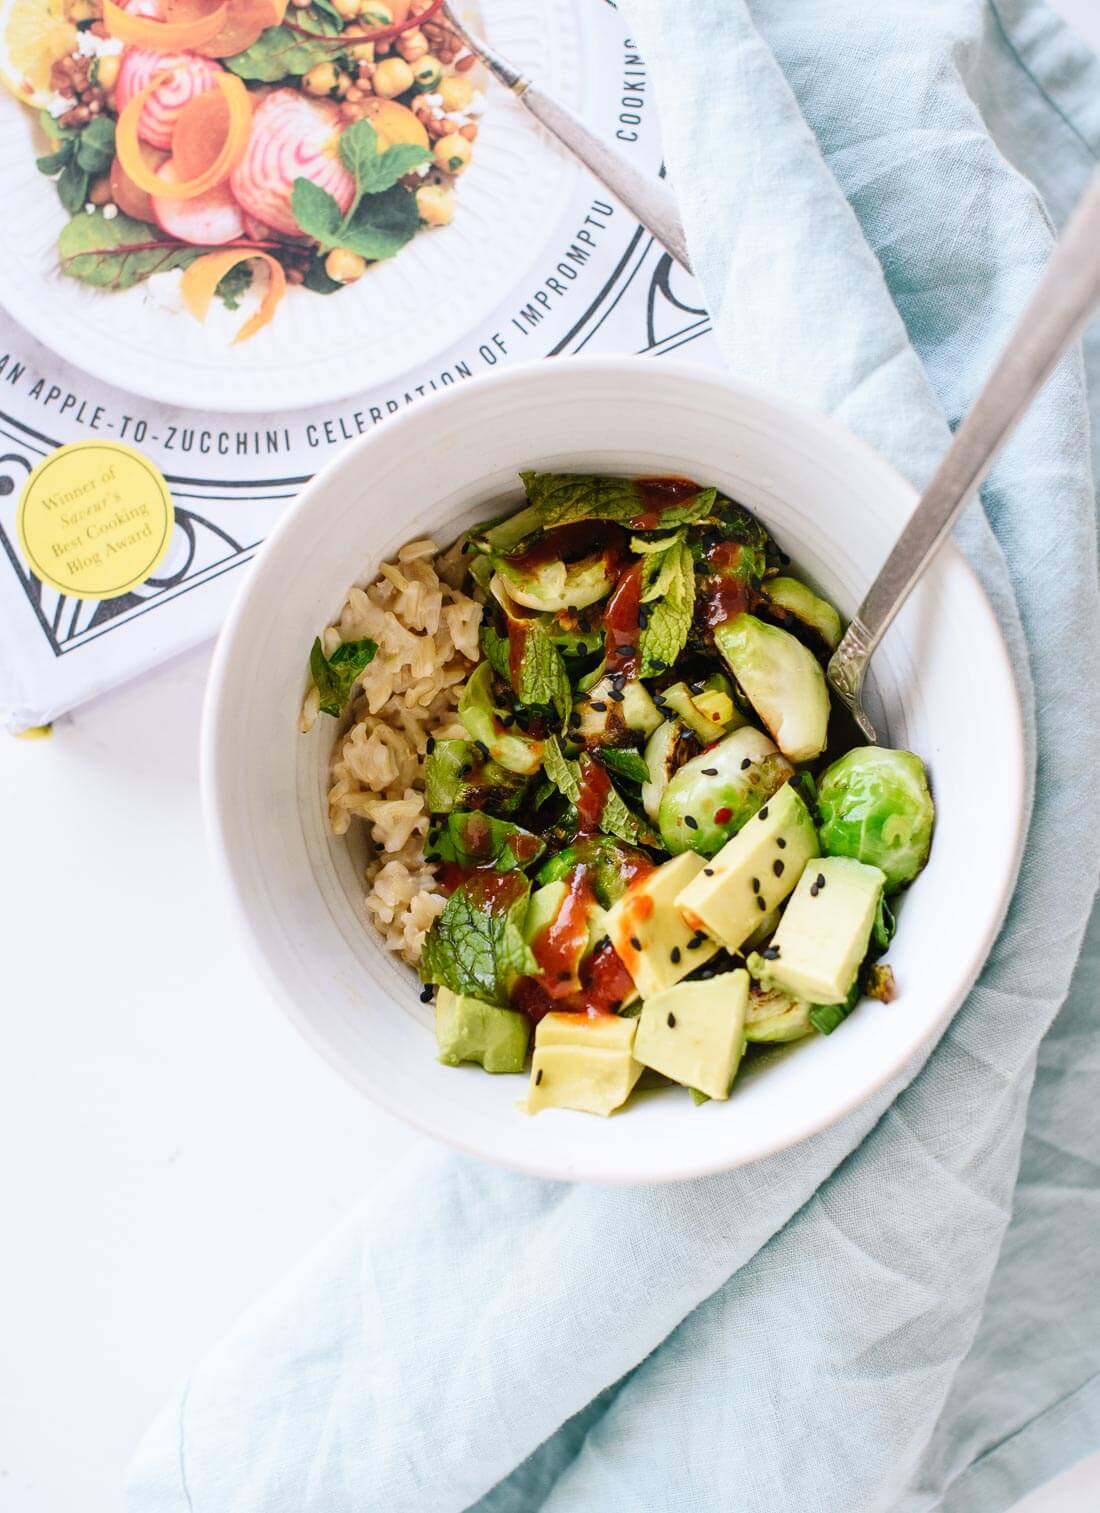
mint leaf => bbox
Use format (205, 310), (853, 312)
(337, 184), (419, 261)
(309, 636), (377, 717)
(639, 540), (695, 678)
(595, 772), (660, 847)
(596, 747), (650, 785)
(420, 873), (537, 1006)
(543, 736), (581, 805)
(426, 812), (545, 872)
(59, 210), (205, 289)
(338, 118), (429, 194)
(520, 473), (717, 532)
(36, 143), (72, 175)
(301, 253), (343, 294)
(75, 116), (115, 176)
(511, 620), (571, 725)
(292, 177), (346, 249)
(58, 161), (90, 215)
(215, 261), (253, 311)
(479, 623), (511, 682)
(808, 977), (862, 1036)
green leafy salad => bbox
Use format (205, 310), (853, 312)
(308, 472), (936, 1117)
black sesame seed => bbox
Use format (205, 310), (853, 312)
(777, 837), (787, 849)
(688, 932), (706, 950)
(499, 712), (514, 727)
(558, 970), (571, 982)
(426, 737), (436, 754)
(590, 701), (608, 713)
(816, 873), (826, 889)
(419, 985), (434, 1003)
(689, 679), (706, 694)
(758, 806), (769, 820)
(670, 946), (681, 964)
(703, 867), (714, 877)
(652, 657), (669, 671)
(667, 1011), (677, 1028)
(617, 645), (635, 658)
(638, 605), (651, 627)
(630, 935), (642, 951)
(575, 644), (588, 655)
(459, 764), (472, 778)
(762, 946), (781, 961)
(756, 896), (767, 911)
(773, 859), (785, 877)
(751, 877), (761, 894)
(577, 612), (591, 632)
(535, 1068), (543, 1086)
(701, 767), (718, 777)
(474, 740), (490, 759)
(740, 758), (752, 771)
(684, 816), (699, 831)
(608, 689), (625, 703)
(810, 882), (820, 898)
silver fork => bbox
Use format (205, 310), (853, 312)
(439, 1), (692, 272)
(827, 168), (1100, 741)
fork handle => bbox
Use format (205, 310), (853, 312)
(518, 83), (693, 274)
(829, 167), (1100, 707)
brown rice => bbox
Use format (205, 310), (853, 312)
(300, 537), (483, 964)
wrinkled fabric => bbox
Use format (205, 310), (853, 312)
(127, 3), (1100, 1510)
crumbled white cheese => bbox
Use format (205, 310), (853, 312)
(420, 92), (442, 108)
(76, 31), (124, 58)
(84, 203), (96, 213)
(45, 93), (76, 119)
(145, 269), (187, 314)
(103, 204), (118, 220)
(413, 162), (431, 178)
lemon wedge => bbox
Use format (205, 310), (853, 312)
(0, 0), (76, 110)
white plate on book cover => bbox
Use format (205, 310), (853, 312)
(0, 0), (590, 412)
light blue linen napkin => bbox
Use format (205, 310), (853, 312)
(128, 2), (1100, 1508)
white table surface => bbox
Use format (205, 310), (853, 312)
(3, 1), (1099, 1507)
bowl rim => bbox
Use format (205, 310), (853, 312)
(200, 355), (1029, 1183)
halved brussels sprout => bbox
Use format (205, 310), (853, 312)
(744, 983), (814, 1043)
(714, 613), (830, 763)
(459, 662), (543, 775)
(763, 576), (843, 652)
(657, 674), (744, 742)
(424, 738), (531, 815)
(535, 835), (653, 908)
(495, 554), (615, 613)
(641, 718), (692, 821)
(658, 725), (794, 856)
(572, 674), (662, 747)
(816, 746), (934, 891)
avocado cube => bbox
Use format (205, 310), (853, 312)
(434, 986), (530, 1074)
(751, 856), (886, 1004)
(526, 1011), (642, 1116)
(675, 782), (818, 952)
(634, 970), (749, 1100)
(604, 852), (719, 998)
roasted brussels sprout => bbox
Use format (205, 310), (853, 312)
(658, 725), (793, 856)
(535, 835), (653, 908)
(713, 613), (830, 762)
(816, 746), (934, 891)
(657, 674), (743, 741)
(424, 738), (531, 816)
(641, 718), (691, 821)
(494, 554), (615, 613)
(572, 674), (662, 746)
(744, 983), (815, 1043)
(763, 576), (843, 652)
(459, 662), (543, 775)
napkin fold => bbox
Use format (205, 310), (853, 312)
(128, 2), (1100, 1509)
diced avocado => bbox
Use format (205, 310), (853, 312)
(658, 725), (794, 857)
(659, 676), (744, 742)
(764, 576), (843, 651)
(675, 782), (819, 952)
(743, 901), (783, 951)
(495, 554), (615, 613)
(434, 986), (530, 1073)
(605, 852), (719, 997)
(747, 856), (886, 1005)
(573, 674), (662, 745)
(634, 970), (749, 1100)
(641, 718), (688, 822)
(459, 662), (543, 776)
(424, 738), (530, 816)
(744, 983), (814, 1043)
(523, 878), (589, 994)
(525, 1011), (642, 1116)
(714, 613), (829, 763)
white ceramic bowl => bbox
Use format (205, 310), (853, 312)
(202, 357), (1026, 1183)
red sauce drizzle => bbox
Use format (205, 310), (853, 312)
(628, 475), (701, 530)
(504, 520), (626, 573)
(603, 559), (644, 677)
(701, 539), (753, 629)
(575, 754), (612, 834)
(577, 938), (636, 1015)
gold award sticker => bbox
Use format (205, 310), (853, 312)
(16, 441), (174, 601)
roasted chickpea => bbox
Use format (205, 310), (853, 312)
(395, 27), (428, 62)
(437, 73), (474, 112)
(92, 52), (120, 90)
(325, 248), (367, 283)
(411, 54), (442, 91)
(372, 56), (414, 97)
(333, 0), (359, 16)
(415, 182), (454, 226)
(303, 61), (340, 95)
(433, 131), (472, 174)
